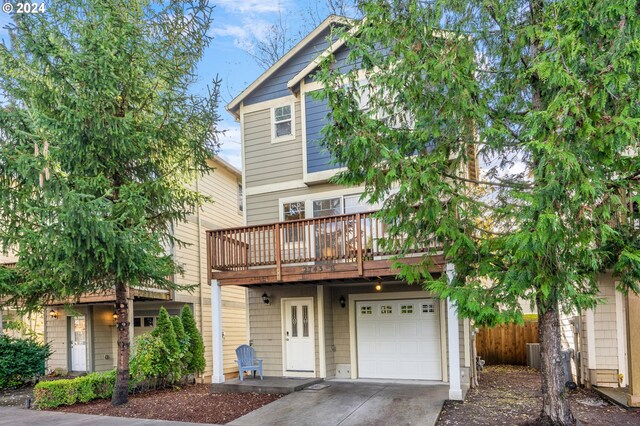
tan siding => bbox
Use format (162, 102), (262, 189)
(246, 183), (363, 225)
(171, 159), (245, 380)
(92, 306), (115, 371)
(323, 286), (335, 377)
(45, 311), (68, 372)
(248, 286), (318, 377)
(243, 104), (303, 189)
(594, 275), (618, 370)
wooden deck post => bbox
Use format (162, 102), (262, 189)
(356, 213), (363, 276)
(274, 223), (282, 281)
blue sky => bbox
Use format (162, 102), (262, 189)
(0, 1), (350, 170)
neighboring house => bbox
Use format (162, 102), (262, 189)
(2, 157), (247, 382)
(573, 270), (640, 407)
(207, 15), (477, 400)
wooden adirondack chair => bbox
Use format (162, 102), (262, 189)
(236, 344), (263, 381)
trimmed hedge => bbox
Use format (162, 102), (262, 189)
(34, 370), (118, 408)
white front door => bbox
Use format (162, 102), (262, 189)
(71, 316), (87, 371)
(283, 298), (315, 372)
(356, 299), (442, 380)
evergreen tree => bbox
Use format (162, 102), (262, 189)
(317, 1), (640, 424)
(0, 1), (219, 405)
(180, 304), (205, 375)
(170, 315), (191, 374)
(151, 307), (181, 381)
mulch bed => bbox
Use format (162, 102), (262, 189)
(436, 365), (640, 426)
(52, 384), (283, 424)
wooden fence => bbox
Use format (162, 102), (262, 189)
(476, 321), (539, 365)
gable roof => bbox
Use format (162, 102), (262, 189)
(226, 15), (352, 119)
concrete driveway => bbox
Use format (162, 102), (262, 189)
(229, 381), (448, 426)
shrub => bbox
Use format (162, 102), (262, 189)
(181, 305), (205, 375)
(130, 333), (173, 386)
(170, 315), (191, 374)
(151, 307), (181, 382)
(0, 335), (51, 389)
(33, 370), (117, 409)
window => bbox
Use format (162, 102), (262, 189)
(237, 182), (243, 212)
(312, 197), (342, 218)
(273, 104), (294, 141)
(283, 201), (305, 242)
(143, 317), (155, 327)
(422, 303), (435, 313)
(360, 306), (372, 315)
(401, 304), (414, 314)
(133, 318), (141, 327)
(380, 305), (393, 315)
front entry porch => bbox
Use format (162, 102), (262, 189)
(211, 376), (323, 394)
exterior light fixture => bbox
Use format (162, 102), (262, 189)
(113, 311), (119, 321)
(262, 293), (270, 305)
(49, 309), (58, 319)
(339, 296), (346, 308)
(375, 284), (382, 291)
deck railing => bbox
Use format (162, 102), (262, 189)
(207, 211), (438, 276)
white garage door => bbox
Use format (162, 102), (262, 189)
(356, 299), (442, 380)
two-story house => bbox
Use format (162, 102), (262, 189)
(206, 16), (477, 400)
(34, 157), (247, 382)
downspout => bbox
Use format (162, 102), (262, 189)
(196, 172), (205, 383)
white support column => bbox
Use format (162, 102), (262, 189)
(317, 285), (327, 378)
(211, 279), (225, 384)
(446, 263), (463, 401)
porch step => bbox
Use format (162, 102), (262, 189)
(211, 377), (323, 395)
(593, 386), (632, 409)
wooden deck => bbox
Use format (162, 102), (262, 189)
(207, 211), (444, 286)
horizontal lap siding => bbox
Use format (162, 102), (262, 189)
(244, 106), (303, 189)
(172, 161), (245, 380)
(45, 313), (68, 371)
(594, 275), (619, 370)
(245, 182), (358, 226)
(248, 286), (319, 377)
(92, 306), (115, 371)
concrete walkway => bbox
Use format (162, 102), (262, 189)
(229, 381), (448, 426)
(0, 407), (216, 426)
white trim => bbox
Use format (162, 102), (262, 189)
(241, 95), (298, 116)
(239, 105), (247, 225)
(440, 299), (448, 382)
(446, 263), (463, 401)
(278, 186), (367, 207)
(245, 180), (308, 197)
(271, 103), (296, 144)
(301, 81), (309, 180)
(306, 168), (347, 185)
(447, 298), (463, 400)
(586, 308), (597, 369)
(227, 15), (351, 117)
(281, 297), (316, 378)
(301, 80), (324, 93)
(347, 290), (438, 381)
(317, 286), (327, 378)
(211, 280), (225, 383)
(463, 318), (471, 368)
(615, 287), (628, 387)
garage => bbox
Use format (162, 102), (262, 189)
(356, 299), (442, 380)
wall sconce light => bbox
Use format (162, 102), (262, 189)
(113, 310), (119, 321)
(262, 293), (270, 305)
(339, 296), (346, 308)
(375, 283), (382, 291)
(49, 309), (58, 319)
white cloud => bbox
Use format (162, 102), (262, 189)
(210, 18), (272, 52)
(214, 0), (285, 14)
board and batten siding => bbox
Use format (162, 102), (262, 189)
(305, 93), (336, 174)
(172, 159), (246, 379)
(243, 104), (303, 189)
(243, 27), (338, 106)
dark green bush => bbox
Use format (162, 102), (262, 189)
(0, 335), (51, 389)
(33, 370), (117, 408)
(170, 315), (191, 375)
(181, 305), (205, 375)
